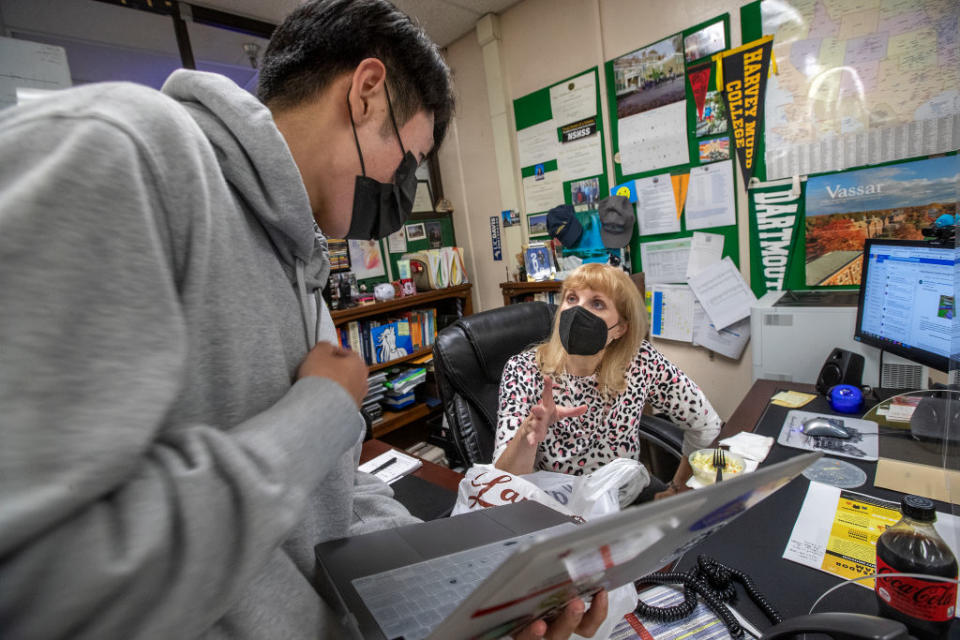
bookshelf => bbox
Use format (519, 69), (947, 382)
(500, 273), (645, 306)
(499, 281), (562, 306)
(331, 283), (473, 439)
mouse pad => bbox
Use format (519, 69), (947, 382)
(778, 410), (879, 461)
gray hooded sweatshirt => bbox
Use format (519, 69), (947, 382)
(0, 70), (418, 638)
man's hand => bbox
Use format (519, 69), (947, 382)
(513, 590), (608, 640)
(297, 342), (368, 407)
(521, 376), (588, 446)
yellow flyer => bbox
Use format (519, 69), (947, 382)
(820, 491), (901, 587)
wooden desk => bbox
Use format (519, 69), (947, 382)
(722, 378), (817, 441)
(361, 438), (463, 492)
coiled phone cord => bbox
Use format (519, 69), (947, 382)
(634, 555), (783, 638)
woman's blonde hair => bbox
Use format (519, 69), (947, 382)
(536, 263), (649, 395)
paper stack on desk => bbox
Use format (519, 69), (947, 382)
(358, 450), (422, 485)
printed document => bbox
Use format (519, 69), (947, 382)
(692, 301), (750, 360)
(647, 284), (695, 342)
(618, 102), (689, 175)
(784, 482), (960, 592)
(635, 174), (679, 236)
(685, 161), (736, 230)
(522, 170), (564, 213)
(517, 119), (558, 169)
(687, 257), (756, 330)
(549, 71), (596, 126)
(558, 132), (603, 181)
(685, 232), (724, 279)
(640, 238), (691, 284)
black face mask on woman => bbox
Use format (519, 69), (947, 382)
(557, 305), (619, 356)
(345, 84), (419, 240)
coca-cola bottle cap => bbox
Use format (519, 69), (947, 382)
(901, 494), (936, 522)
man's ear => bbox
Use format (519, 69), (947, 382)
(348, 58), (387, 125)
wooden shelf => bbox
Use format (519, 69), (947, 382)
(372, 402), (441, 439)
(500, 280), (562, 306)
(368, 345), (433, 373)
(331, 283), (473, 324)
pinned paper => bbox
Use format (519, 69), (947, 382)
(687, 65), (711, 120)
(671, 173), (690, 218)
(611, 180), (638, 203)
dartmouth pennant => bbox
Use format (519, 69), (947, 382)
(712, 36), (775, 187)
(748, 181), (803, 297)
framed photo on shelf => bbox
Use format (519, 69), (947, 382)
(405, 223), (426, 242)
(524, 243), (554, 282)
(347, 239), (386, 280)
(527, 213), (548, 237)
(413, 180), (434, 213)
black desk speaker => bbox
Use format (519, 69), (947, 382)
(815, 348), (864, 395)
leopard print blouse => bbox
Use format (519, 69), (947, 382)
(493, 341), (722, 475)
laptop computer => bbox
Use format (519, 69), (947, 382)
(316, 451), (821, 640)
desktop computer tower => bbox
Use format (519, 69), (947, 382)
(750, 290), (928, 390)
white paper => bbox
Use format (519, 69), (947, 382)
(386, 228), (407, 254)
(687, 257), (757, 330)
(685, 161), (736, 230)
(635, 174), (679, 236)
(517, 119), (558, 169)
(647, 284), (695, 342)
(522, 170), (564, 213)
(412, 181), (433, 213)
(692, 301), (750, 360)
(549, 71), (596, 126)
(358, 450), (423, 485)
(0, 36), (71, 109)
(558, 133), (603, 181)
(784, 482), (960, 592)
(618, 102), (689, 175)
(640, 238), (691, 284)
(686, 232), (724, 279)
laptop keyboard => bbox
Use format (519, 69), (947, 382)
(352, 529), (551, 640)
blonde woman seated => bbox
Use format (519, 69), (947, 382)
(493, 263), (722, 500)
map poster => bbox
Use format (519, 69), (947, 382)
(713, 36), (774, 188)
(760, 0), (960, 180)
(804, 156), (958, 287)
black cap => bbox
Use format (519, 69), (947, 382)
(901, 495), (936, 522)
(598, 195), (635, 248)
(546, 204), (583, 248)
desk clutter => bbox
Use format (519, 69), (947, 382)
(778, 410), (879, 462)
(362, 361), (437, 426)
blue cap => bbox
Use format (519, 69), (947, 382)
(547, 204), (583, 247)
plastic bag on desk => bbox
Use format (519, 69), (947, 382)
(449, 464), (575, 517)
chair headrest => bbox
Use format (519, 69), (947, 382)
(456, 302), (555, 381)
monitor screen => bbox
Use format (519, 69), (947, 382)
(854, 239), (957, 372)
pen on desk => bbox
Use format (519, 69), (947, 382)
(370, 457), (398, 475)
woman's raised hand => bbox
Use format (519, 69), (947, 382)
(524, 376), (588, 446)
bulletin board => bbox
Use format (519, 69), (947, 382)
(602, 14), (740, 275)
(512, 67), (610, 236)
(350, 216), (457, 290)
(740, 0), (960, 296)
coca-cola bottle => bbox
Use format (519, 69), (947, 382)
(875, 495), (958, 640)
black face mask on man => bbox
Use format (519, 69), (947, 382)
(557, 305), (620, 356)
(345, 84), (419, 240)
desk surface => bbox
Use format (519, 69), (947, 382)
(677, 379), (958, 633)
(361, 439), (463, 493)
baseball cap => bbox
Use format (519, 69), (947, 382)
(598, 195), (635, 248)
(546, 204), (583, 248)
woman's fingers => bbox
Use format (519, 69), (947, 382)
(556, 404), (588, 419)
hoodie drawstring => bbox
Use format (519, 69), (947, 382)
(295, 258), (317, 349)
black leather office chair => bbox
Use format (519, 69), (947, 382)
(433, 302), (684, 472)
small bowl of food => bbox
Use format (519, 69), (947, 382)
(688, 448), (746, 485)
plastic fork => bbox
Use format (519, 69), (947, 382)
(713, 448), (726, 483)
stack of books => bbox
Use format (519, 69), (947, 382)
(383, 367), (427, 410)
(362, 371), (387, 424)
(406, 441), (449, 467)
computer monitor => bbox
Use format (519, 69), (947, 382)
(854, 238), (957, 373)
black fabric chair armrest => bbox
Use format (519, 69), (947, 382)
(638, 413), (684, 460)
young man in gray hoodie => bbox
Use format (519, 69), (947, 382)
(0, 0), (607, 638)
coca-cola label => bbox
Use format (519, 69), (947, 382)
(875, 556), (957, 621)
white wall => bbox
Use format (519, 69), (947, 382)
(438, 0), (757, 419)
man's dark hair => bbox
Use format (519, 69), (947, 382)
(258, 0), (454, 152)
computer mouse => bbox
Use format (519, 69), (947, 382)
(801, 417), (850, 439)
